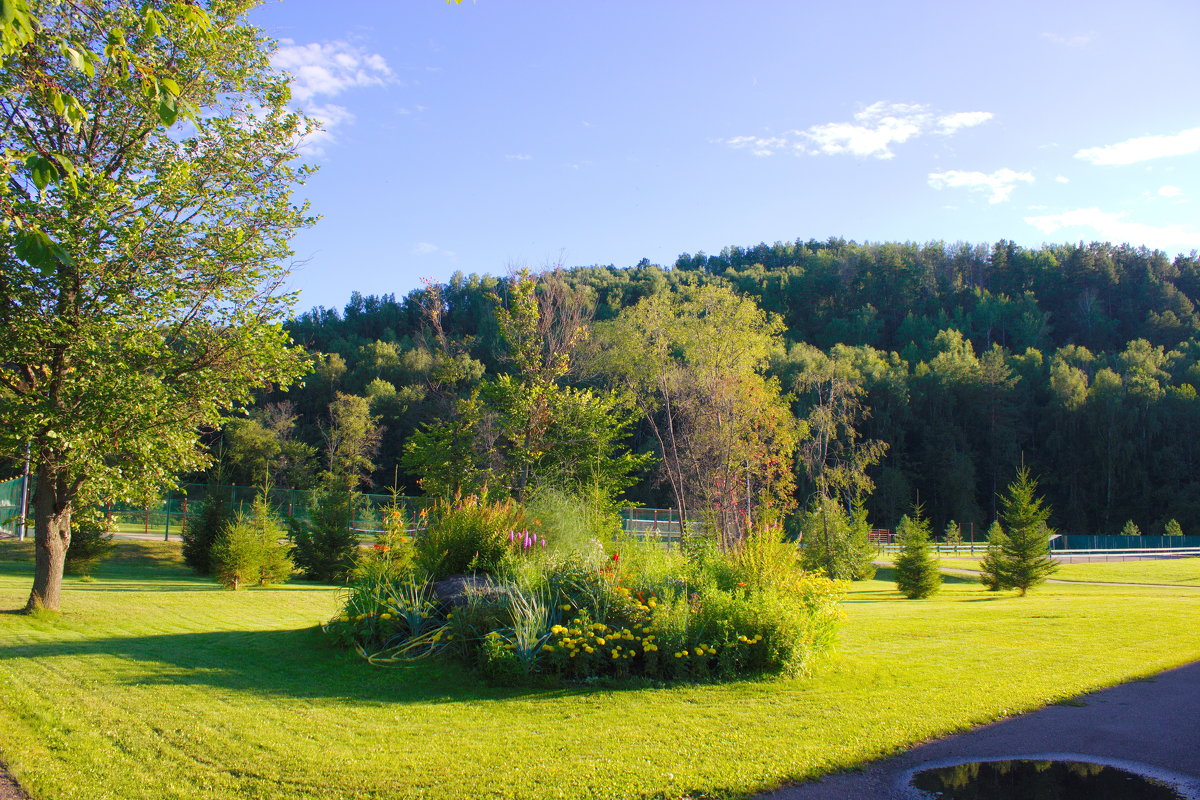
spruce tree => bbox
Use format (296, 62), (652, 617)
(1164, 519), (1184, 537)
(894, 507), (941, 599)
(943, 520), (962, 554)
(979, 469), (1057, 596)
(1119, 519), (1142, 537)
(978, 521), (1007, 590)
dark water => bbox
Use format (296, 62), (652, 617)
(911, 760), (1183, 799)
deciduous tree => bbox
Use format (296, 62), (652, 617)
(0, 0), (313, 610)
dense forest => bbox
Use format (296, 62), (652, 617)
(217, 237), (1200, 537)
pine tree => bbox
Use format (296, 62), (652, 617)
(1119, 519), (1142, 537)
(943, 520), (962, 554)
(978, 521), (1007, 590)
(894, 507), (941, 599)
(978, 469), (1057, 596)
(1164, 519), (1184, 537)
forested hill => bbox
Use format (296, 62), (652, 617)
(254, 237), (1200, 537)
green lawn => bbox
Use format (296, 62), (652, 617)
(1, 542), (1199, 800)
(914, 555), (1200, 586)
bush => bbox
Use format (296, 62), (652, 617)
(290, 481), (362, 583)
(893, 510), (941, 599)
(182, 489), (231, 575)
(525, 487), (620, 557)
(65, 513), (114, 578)
(211, 496), (294, 590)
(415, 495), (527, 581)
(352, 500), (416, 584)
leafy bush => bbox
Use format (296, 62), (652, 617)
(182, 489), (231, 575)
(64, 513), (114, 578)
(211, 497), (294, 590)
(414, 495), (527, 581)
(352, 501), (416, 584)
(289, 481), (362, 583)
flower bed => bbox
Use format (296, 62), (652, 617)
(324, 497), (845, 685)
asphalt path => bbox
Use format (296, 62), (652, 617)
(761, 659), (1200, 799)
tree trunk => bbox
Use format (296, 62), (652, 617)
(26, 469), (73, 612)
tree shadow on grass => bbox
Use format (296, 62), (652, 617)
(0, 625), (616, 706)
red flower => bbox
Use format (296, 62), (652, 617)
(611, 553), (620, 563)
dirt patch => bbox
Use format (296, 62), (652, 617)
(0, 764), (28, 800)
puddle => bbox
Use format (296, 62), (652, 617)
(911, 759), (1184, 799)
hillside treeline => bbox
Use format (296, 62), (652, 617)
(231, 237), (1200, 536)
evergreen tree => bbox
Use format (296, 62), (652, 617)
(1164, 519), (1184, 537)
(978, 469), (1057, 595)
(979, 521), (1007, 590)
(289, 479), (362, 583)
(182, 490), (232, 575)
(943, 520), (962, 554)
(1119, 519), (1142, 537)
(893, 507), (941, 599)
(211, 495), (293, 590)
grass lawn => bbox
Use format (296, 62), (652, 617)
(896, 555), (1200, 586)
(1, 541), (1198, 800)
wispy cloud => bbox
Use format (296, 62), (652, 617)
(1055, 175), (1070, 184)
(721, 102), (993, 160)
(412, 242), (456, 258)
(1025, 207), (1200, 248)
(272, 40), (393, 103)
(928, 168), (1034, 204)
(271, 40), (393, 154)
(505, 153), (532, 161)
(1041, 31), (1096, 47)
(297, 104), (355, 157)
(1158, 185), (1183, 198)
(1075, 127), (1200, 165)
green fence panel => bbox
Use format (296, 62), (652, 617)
(0, 476), (23, 536)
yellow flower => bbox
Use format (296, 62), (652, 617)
(674, 652), (683, 659)
(681, 649), (690, 657)
(551, 625), (566, 635)
(542, 645), (554, 652)
(559, 604), (571, 611)
(584, 646), (594, 654)
(596, 637), (606, 645)
(380, 613), (392, 620)
(611, 651), (619, 659)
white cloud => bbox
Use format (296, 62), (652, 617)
(1075, 127), (1200, 165)
(272, 40), (393, 103)
(1158, 185), (1183, 198)
(505, 153), (532, 161)
(1041, 31), (1096, 47)
(296, 103), (354, 157)
(412, 242), (456, 258)
(1055, 175), (1070, 183)
(928, 168), (1034, 203)
(936, 111), (994, 134)
(1024, 207), (1200, 248)
(271, 40), (393, 154)
(721, 102), (992, 160)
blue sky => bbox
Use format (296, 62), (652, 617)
(250, 0), (1200, 312)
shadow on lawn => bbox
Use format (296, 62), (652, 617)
(0, 624), (606, 706)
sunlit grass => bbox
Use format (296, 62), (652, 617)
(0, 542), (1198, 799)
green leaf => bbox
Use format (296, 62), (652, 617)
(64, 45), (95, 77)
(160, 77), (180, 96)
(157, 98), (178, 126)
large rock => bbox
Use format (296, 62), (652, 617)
(431, 574), (512, 607)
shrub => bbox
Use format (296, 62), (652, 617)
(64, 513), (114, 579)
(525, 487), (620, 557)
(893, 510), (941, 599)
(182, 489), (231, 575)
(290, 481), (362, 583)
(414, 495), (527, 581)
(211, 496), (293, 590)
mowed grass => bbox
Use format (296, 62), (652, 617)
(914, 555), (1200, 586)
(0, 543), (1198, 800)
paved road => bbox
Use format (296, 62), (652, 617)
(761, 659), (1200, 799)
